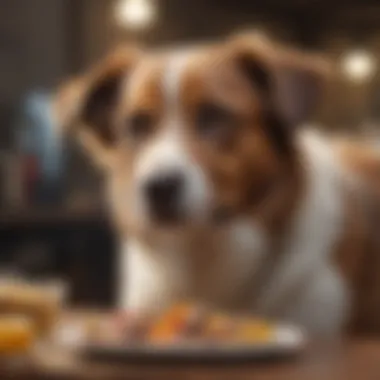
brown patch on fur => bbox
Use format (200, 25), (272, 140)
(337, 141), (380, 195)
(119, 58), (165, 119)
(335, 186), (380, 336)
(333, 141), (380, 336)
(228, 33), (330, 127)
(55, 46), (141, 168)
(177, 47), (300, 220)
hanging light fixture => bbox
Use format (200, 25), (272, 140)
(341, 49), (377, 83)
(115, 0), (156, 30)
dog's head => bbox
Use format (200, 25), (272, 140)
(55, 34), (327, 236)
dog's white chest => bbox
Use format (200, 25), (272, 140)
(198, 219), (269, 307)
(224, 220), (268, 276)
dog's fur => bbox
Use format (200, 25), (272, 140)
(56, 34), (380, 337)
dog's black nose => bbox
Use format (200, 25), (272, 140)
(144, 172), (185, 222)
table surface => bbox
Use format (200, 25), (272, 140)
(1, 312), (380, 380)
(2, 339), (380, 379)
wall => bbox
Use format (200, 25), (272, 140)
(0, 0), (68, 105)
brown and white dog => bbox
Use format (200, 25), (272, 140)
(56, 34), (380, 337)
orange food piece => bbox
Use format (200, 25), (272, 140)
(148, 303), (196, 342)
(0, 316), (36, 355)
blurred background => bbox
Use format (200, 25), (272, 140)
(0, 0), (380, 308)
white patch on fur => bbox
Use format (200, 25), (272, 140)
(163, 50), (193, 112)
(206, 220), (269, 306)
(225, 220), (268, 284)
(119, 220), (268, 314)
(254, 130), (349, 336)
(133, 51), (211, 223)
(119, 239), (188, 314)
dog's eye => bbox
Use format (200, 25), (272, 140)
(196, 103), (235, 139)
(125, 112), (154, 141)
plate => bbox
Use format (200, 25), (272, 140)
(79, 324), (306, 363)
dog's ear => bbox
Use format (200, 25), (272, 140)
(54, 46), (140, 168)
(228, 33), (330, 128)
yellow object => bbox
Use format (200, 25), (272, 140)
(0, 316), (35, 355)
(0, 283), (62, 336)
(235, 319), (274, 343)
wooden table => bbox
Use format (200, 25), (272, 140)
(2, 339), (380, 380)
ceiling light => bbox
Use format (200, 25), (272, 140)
(115, 0), (156, 30)
(341, 50), (376, 83)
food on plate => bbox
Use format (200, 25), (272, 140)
(0, 282), (63, 336)
(0, 316), (36, 355)
(90, 303), (275, 346)
(148, 304), (206, 343)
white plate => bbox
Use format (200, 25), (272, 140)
(80, 324), (306, 363)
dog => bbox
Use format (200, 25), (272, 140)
(55, 34), (380, 337)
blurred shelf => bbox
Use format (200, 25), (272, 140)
(0, 207), (110, 229)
